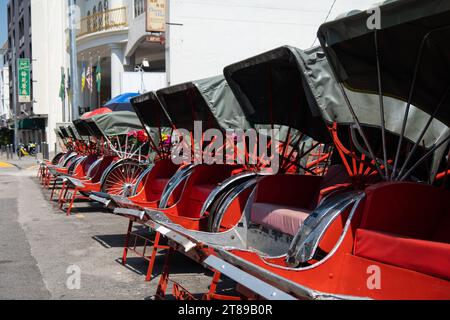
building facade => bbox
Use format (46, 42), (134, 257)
(0, 42), (11, 129)
(72, 0), (378, 114)
(6, 0), (35, 143)
(74, 0), (166, 114)
(30, 0), (69, 151)
(6, 0), (68, 151)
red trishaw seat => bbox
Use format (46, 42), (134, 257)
(191, 184), (218, 202)
(354, 228), (450, 280)
(353, 182), (450, 281)
(250, 165), (350, 236)
(251, 203), (311, 236)
(151, 178), (170, 195)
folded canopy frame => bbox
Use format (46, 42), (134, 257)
(54, 126), (72, 152)
(317, 0), (450, 182)
(223, 46), (332, 174)
(156, 75), (256, 169)
(82, 111), (147, 161)
(130, 91), (174, 161)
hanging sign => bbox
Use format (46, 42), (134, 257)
(146, 0), (166, 32)
(18, 58), (31, 103)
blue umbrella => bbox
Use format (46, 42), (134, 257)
(103, 93), (139, 112)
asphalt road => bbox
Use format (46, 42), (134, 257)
(0, 165), (216, 300)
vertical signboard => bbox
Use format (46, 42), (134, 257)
(146, 0), (166, 32)
(18, 58), (31, 103)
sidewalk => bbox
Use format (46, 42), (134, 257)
(0, 153), (42, 170)
(0, 166), (216, 299)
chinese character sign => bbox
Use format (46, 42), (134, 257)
(18, 58), (31, 103)
(147, 0), (166, 32)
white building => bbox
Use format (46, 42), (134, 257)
(0, 42), (10, 128)
(73, 0), (378, 112)
(165, 0), (378, 84)
(30, 0), (70, 151)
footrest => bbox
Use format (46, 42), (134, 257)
(47, 167), (61, 176)
(89, 194), (111, 206)
(66, 177), (85, 189)
(91, 192), (111, 200)
(110, 195), (147, 211)
(110, 195), (134, 205)
(114, 208), (147, 220)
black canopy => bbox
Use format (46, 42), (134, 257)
(223, 46), (331, 143)
(156, 75), (250, 132)
(317, 0), (450, 126)
(73, 119), (92, 137)
(131, 91), (172, 135)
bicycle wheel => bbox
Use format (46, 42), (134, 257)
(100, 160), (146, 197)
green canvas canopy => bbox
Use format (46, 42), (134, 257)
(156, 75), (251, 132)
(317, 0), (450, 127)
(85, 111), (143, 137)
(315, 0), (450, 180)
(300, 46), (449, 150)
(223, 45), (331, 144)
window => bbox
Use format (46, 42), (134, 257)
(87, 10), (91, 32)
(134, 0), (145, 18)
(104, 0), (109, 10)
(19, 18), (24, 39)
(98, 2), (103, 27)
(92, 6), (97, 30)
(7, 5), (11, 25)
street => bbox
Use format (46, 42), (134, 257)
(0, 157), (214, 300)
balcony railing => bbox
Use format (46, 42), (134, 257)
(78, 7), (128, 38)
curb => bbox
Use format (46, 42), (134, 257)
(0, 161), (17, 169)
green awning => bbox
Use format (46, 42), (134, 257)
(18, 118), (46, 130)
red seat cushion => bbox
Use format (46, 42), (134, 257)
(251, 202), (311, 236)
(433, 213), (450, 244)
(360, 182), (449, 239)
(190, 184), (217, 202)
(151, 178), (169, 195)
(354, 228), (450, 281)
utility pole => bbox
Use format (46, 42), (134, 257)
(11, 41), (18, 152)
(68, 0), (80, 121)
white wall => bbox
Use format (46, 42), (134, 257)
(121, 71), (167, 93)
(167, 0), (378, 84)
(79, 0), (127, 16)
(0, 66), (10, 121)
(31, 0), (69, 152)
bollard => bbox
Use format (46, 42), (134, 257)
(42, 143), (49, 161)
(36, 144), (40, 159)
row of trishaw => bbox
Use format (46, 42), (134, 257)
(38, 0), (450, 299)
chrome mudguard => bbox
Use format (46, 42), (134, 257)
(287, 191), (365, 266)
(199, 172), (258, 217)
(213, 248), (369, 300)
(159, 164), (196, 208)
(131, 164), (155, 196)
